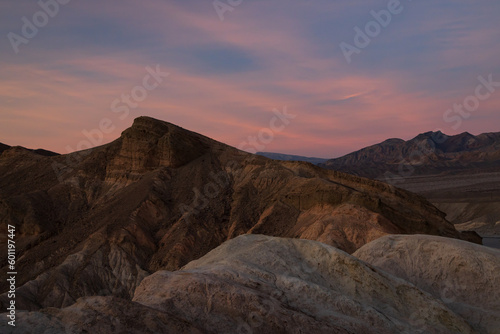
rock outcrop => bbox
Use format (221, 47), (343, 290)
(354, 235), (500, 334)
(2, 235), (478, 334)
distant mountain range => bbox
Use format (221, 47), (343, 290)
(256, 152), (328, 165)
(319, 131), (500, 236)
(319, 131), (500, 180)
(258, 131), (500, 180)
(258, 131), (500, 236)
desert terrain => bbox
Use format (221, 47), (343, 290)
(0, 118), (497, 333)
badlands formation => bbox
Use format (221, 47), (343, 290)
(0, 117), (497, 333)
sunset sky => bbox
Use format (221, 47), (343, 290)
(1, 0), (499, 157)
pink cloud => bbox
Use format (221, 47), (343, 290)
(1, 1), (499, 158)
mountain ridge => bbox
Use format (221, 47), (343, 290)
(319, 130), (500, 179)
(318, 130), (500, 236)
(0, 116), (480, 312)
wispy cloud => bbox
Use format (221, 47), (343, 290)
(1, 0), (499, 157)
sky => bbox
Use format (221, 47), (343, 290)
(1, 0), (499, 158)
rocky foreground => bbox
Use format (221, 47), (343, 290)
(2, 234), (499, 334)
(354, 235), (500, 334)
(0, 117), (480, 312)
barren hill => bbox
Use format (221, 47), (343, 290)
(355, 235), (500, 333)
(0, 117), (479, 311)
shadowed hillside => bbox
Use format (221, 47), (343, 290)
(0, 117), (479, 312)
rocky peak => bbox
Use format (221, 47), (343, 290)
(439, 132), (477, 152)
(107, 117), (213, 176)
(412, 131), (448, 145)
(120, 116), (174, 140)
